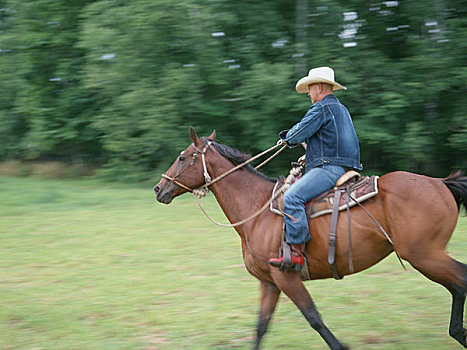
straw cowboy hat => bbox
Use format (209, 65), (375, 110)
(295, 66), (347, 93)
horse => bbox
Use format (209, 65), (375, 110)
(154, 127), (467, 350)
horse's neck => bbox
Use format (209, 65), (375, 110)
(207, 159), (275, 233)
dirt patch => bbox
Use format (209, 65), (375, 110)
(0, 160), (95, 178)
(142, 332), (168, 350)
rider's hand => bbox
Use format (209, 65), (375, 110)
(279, 129), (289, 139)
(298, 155), (306, 167)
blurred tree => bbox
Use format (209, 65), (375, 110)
(0, 3), (25, 159)
(0, 0), (465, 179)
(0, 0), (101, 165)
(78, 0), (227, 179)
(335, 0), (466, 174)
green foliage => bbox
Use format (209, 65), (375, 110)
(0, 0), (101, 162)
(0, 0), (465, 178)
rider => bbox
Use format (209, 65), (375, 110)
(269, 66), (362, 271)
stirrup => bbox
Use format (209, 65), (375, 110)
(268, 257), (304, 272)
(268, 241), (304, 272)
(282, 241), (293, 267)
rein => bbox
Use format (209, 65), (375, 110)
(193, 186), (285, 227)
(197, 141), (287, 191)
(162, 140), (288, 227)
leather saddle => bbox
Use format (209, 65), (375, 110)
(270, 171), (379, 218)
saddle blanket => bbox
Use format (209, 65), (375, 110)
(271, 175), (379, 219)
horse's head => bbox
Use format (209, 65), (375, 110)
(154, 127), (216, 204)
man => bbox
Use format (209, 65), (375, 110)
(269, 66), (362, 271)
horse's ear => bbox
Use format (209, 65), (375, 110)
(189, 126), (201, 146)
(208, 130), (216, 141)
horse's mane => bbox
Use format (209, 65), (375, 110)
(202, 137), (277, 183)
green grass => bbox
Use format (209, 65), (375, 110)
(0, 176), (465, 349)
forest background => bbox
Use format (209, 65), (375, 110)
(0, 0), (465, 181)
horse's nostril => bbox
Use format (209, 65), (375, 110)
(154, 185), (161, 194)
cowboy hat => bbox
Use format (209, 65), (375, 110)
(295, 66), (347, 93)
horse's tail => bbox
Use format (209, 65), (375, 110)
(442, 171), (467, 212)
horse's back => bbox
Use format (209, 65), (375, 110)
(379, 171), (458, 216)
(378, 171), (459, 250)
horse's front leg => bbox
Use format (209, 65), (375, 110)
(271, 270), (348, 350)
(254, 280), (281, 350)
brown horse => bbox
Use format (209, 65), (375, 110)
(154, 128), (467, 349)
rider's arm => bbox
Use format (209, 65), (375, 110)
(280, 104), (324, 146)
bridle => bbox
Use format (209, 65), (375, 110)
(159, 140), (289, 227)
(161, 140), (213, 196)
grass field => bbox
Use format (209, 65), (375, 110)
(0, 176), (466, 349)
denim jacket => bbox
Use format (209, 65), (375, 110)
(281, 94), (362, 172)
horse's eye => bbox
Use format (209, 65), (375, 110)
(179, 156), (186, 161)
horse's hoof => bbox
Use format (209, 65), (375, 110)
(449, 328), (467, 348)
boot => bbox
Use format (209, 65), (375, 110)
(268, 243), (305, 271)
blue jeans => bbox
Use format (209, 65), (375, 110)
(283, 164), (346, 244)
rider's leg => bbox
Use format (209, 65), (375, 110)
(269, 165), (346, 270)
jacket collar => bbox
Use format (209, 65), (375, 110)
(322, 94), (337, 102)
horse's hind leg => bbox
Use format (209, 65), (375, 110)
(448, 261), (467, 348)
(404, 251), (467, 347)
(254, 281), (281, 350)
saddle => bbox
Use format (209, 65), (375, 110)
(270, 171), (379, 218)
(307, 173), (379, 218)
